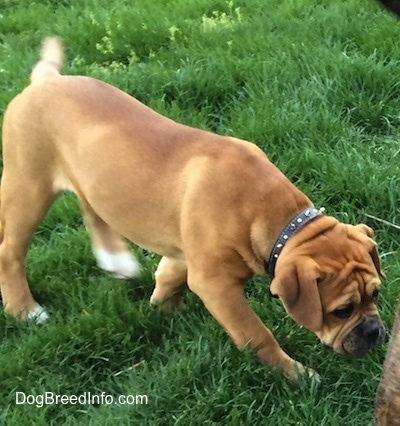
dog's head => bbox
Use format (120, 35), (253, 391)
(270, 217), (385, 356)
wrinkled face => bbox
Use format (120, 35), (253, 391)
(315, 264), (385, 356)
(270, 219), (386, 357)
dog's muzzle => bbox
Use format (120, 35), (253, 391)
(342, 316), (386, 356)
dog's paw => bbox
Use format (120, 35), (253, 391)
(94, 248), (141, 279)
(304, 367), (322, 384)
(27, 303), (49, 324)
(150, 291), (186, 311)
(285, 360), (321, 383)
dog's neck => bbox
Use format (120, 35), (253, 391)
(267, 207), (325, 277)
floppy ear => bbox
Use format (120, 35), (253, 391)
(353, 224), (385, 279)
(270, 258), (322, 332)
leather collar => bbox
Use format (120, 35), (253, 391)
(267, 207), (325, 277)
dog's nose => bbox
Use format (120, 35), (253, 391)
(363, 318), (382, 344)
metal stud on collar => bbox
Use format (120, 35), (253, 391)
(267, 207), (325, 277)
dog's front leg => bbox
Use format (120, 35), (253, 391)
(187, 269), (312, 380)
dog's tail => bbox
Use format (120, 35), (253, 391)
(30, 37), (64, 83)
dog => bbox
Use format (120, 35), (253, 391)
(375, 302), (400, 425)
(0, 37), (385, 379)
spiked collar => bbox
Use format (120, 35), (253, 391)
(267, 207), (325, 277)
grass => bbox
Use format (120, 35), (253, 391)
(1, 0), (400, 424)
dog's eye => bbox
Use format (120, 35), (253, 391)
(372, 290), (380, 303)
(332, 304), (354, 319)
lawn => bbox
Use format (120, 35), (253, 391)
(1, 0), (400, 424)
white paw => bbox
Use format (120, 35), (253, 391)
(93, 248), (141, 279)
(27, 304), (49, 324)
(306, 368), (322, 384)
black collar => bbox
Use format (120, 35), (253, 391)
(267, 207), (324, 277)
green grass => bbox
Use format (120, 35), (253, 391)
(1, 0), (400, 424)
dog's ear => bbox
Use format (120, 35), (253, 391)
(270, 258), (322, 332)
(352, 224), (385, 279)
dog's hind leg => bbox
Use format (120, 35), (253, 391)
(0, 174), (56, 322)
(79, 200), (140, 279)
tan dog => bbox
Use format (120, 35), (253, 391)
(375, 302), (400, 425)
(0, 38), (385, 379)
